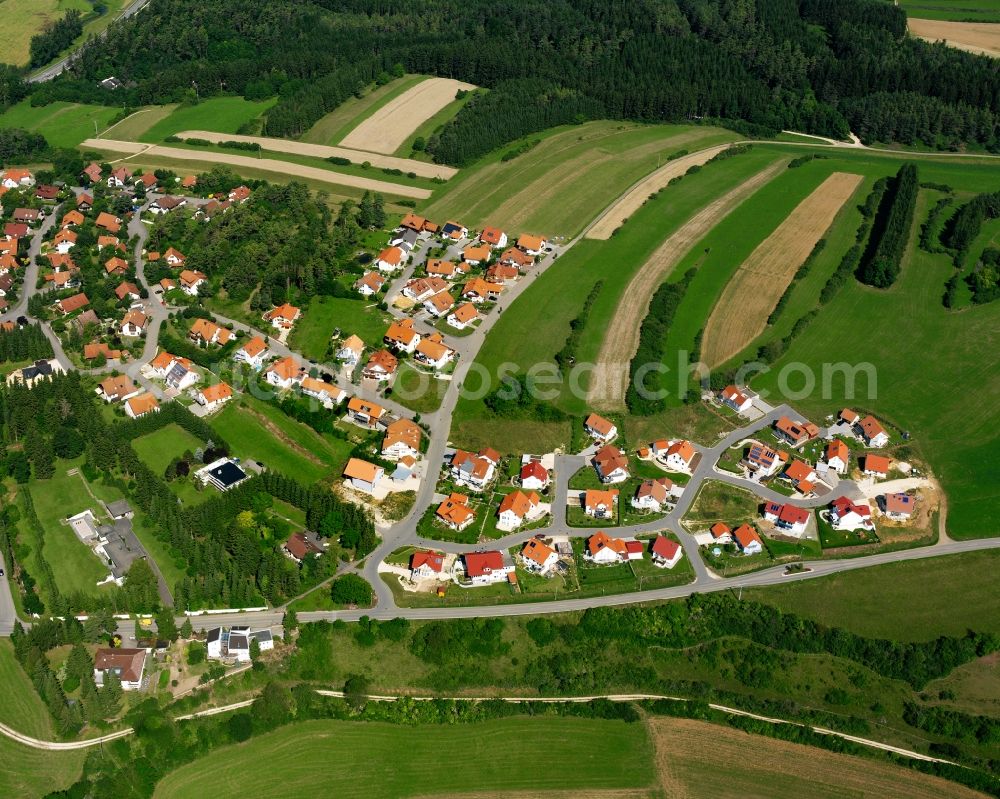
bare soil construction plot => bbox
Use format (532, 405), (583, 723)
(586, 145), (733, 240)
(173, 130), (457, 180)
(80, 139), (432, 199)
(647, 717), (983, 798)
(339, 77), (476, 155)
(700, 171), (864, 368)
(908, 18), (1000, 57)
(587, 160), (786, 407)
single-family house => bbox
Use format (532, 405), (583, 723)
(584, 488), (619, 519)
(375, 246), (405, 272)
(346, 397), (386, 428)
(661, 440), (695, 473)
(76, 192), (93, 211)
(774, 416), (812, 447)
(584, 412), (617, 442)
(485, 263), (519, 284)
(283, 532), (321, 564)
(497, 489), (541, 531)
(189, 318), (233, 346)
(861, 453), (891, 478)
(196, 382), (234, 413)
(744, 442), (783, 476)
(592, 444), (629, 484)
(53, 228), (77, 254)
(178, 269), (207, 296)
(120, 309), (150, 337)
(410, 550), (444, 581)
(82, 163), (102, 184)
(403, 276), (449, 303)
(719, 384), (753, 413)
(4, 221), (28, 239)
(651, 535), (684, 568)
(150, 195), (186, 214)
(440, 220), (468, 241)
(233, 336), (269, 370)
(462, 551), (514, 586)
(384, 318), (421, 353)
(450, 447), (500, 491)
(337, 334), (364, 365)
(300, 377), (346, 409)
(107, 166), (133, 188)
(732, 524), (763, 555)
(423, 289), (455, 317)
(446, 302), (479, 330)
(263, 302), (301, 331)
(398, 212), (435, 233)
(35, 184), (60, 202)
(60, 211), (84, 229)
(105, 256), (129, 276)
(382, 418), (422, 461)
(96, 375), (140, 403)
(499, 247), (533, 270)
(517, 234), (546, 256)
(135, 173), (158, 192)
(839, 408), (860, 425)
(519, 460), (549, 491)
(425, 258), (467, 279)
(436, 493), (476, 531)
(462, 277), (504, 303)
(762, 501), (810, 535)
(93, 648), (146, 691)
(125, 392), (160, 419)
(414, 334), (455, 370)
(83, 341), (121, 361)
(149, 351), (198, 389)
(631, 477), (678, 512)
(98, 235), (122, 252)
(4, 359), (65, 388)
(462, 243), (491, 266)
(521, 538), (558, 574)
(55, 292), (89, 315)
(479, 226), (508, 249)
(856, 415), (889, 448)
(343, 457), (384, 495)
(264, 356), (304, 389)
(709, 522), (734, 544)
(0, 274), (12, 297)
(586, 531), (628, 564)
(355, 271), (387, 297)
(164, 247), (187, 267)
(783, 459), (817, 494)
(158, 277), (176, 292)
(829, 496), (875, 531)
(390, 227), (419, 251)
(13, 208), (40, 225)
(115, 281), (141, 301)
(95, 212), (122, 233)
(1, 169), (35, 189)
(825, 440), (850, 474)
(362, 349), (399, 382)
(228, 185), (251, 203)
(882, 492), (915, 520)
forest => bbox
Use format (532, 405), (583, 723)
(17, 0), (1000, 167)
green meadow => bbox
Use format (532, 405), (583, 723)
(138, 97), (278, 143)
(0, 100), (118, 149)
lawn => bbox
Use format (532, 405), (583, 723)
(288, 295), (391, 360)
(153, 717), (655, 799)
(133, 424), (204, 475)
(422, 120), (740, 238)
(394, 362), (447, 414)
(745, 548), (1000, 641)
(0, 641), (54, 739)
(899, 0), (1000, 21)
(682, 480), (760, 527)
(25, 464), (112, 597)
(100, 104), (180, 140)
(6, 0), (125, 67)
(138, 97), (278, 143)
(0, 734), (85, 799)
(0, 100), (119, 149)
(210, 396), (352, 483)
(300, 74), (429, 146)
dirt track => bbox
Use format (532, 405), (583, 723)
(587, 160), (786, 408)
(172, 130), (457, 180)
(908, 18), (1000, 57)
(339, 77), (476, 155)
(80, 139), (431, 198)
(585, 145), (734, 240)
(700, 171), (863, 368)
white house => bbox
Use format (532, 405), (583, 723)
(650, 535), (683, 568)
(264, 356), (304, 390)
(462, 551), (514, 586)
(446, 302), (479, 330)
(450, 448), (500, 491)
(732, 524), (763, 556)
(93, 648), (146, 691)
(520, 538), (558, 574)
(233, 336), (269, 370)
(410, 551), (444, 581)
(661, 440), (695, 473)
(719, 384), (753, 413)
(375, 246), (405, 272)
(382, 419), (422, 461)
(263, 303), (301, 331)
(414, 335), (455, 370)
(196, 382), (234, 413)
(497, 490), (541, 532)
(630, 477), (679, 512)
(829, 496), (875, 531)
(384, 318), (421, 354)
(120, 309), (150, 338)
(592, 444), (629, 484)
(299, 377), (346, 409)
(583, 413), (617, 442)
(583, 488), (618, 519)
(337, 334), (365, 366)
(206, 627), (274, 663)
(762, 501), (810, 536)
(856, 415), (889, 448)
(824, 440), (850, 474)
(519, 459), (549, 491)
(178, 269), (207, 297)
(585, 531), (628, 564)
(343, 458), (384, 495)
(124, 393), (160, 419)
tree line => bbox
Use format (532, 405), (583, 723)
(857, 163), (919, 288)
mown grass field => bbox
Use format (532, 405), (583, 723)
(301, 74), (429, 146)
(0, 734), (85, 799)
(211, 396), (353, 483)
(421, 120), (740, 238)
(288, 295), (392, 358)
(133, 424), (204, 475)
(900, 0), (1000, 21)
(0, 99), (118, 149)
(450, 147), (781, 452)
(100, 104), (180, 140)
(153, 717), (655, 798)
(138, 97), (278, 143)
(0, 640), (54, 739)
(26, 464), (111, 597)
(5, 0), (125, 67)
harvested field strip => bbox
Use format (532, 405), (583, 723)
(173, 130), (457, 180)
(908, 18), (1000, 57)
(586, 145), (733, 240)
(301, 74), (428, 145)
(100, 105), (179, 140)
(339, 77), (476, 155)
(588, 159), (786, 407)
(647, 717), (983, 799)
(79, 139), (431, 199)
(700, 171), (864, 367)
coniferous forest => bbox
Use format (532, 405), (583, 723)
(13, 0), (1000, 165)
